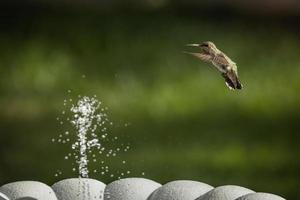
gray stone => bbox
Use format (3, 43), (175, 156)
(196, 185), (255, 200)
(0, 181), (57, 200)
(104, 178), (161, 200)
(235, 192), (286, 200)
(0, 192), (9, 200)
(148, 180), (214, 200)
(16, 198), (37, 200)
(52, 178), (105, 200)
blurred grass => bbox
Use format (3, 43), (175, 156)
(0, 9), (299, 199)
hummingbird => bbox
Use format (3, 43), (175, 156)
(184, 41), (243, 90)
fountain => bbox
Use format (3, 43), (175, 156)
(23, 94), (282, 200)
(50, 94), (135, 199)
(0, 95), (286, 200)
(70, 96), (103, 178)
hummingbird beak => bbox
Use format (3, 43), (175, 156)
(186, 44), (200, 47)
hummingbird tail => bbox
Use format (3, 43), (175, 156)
(236, 80), (243, 89)
(225, 80), (235, 90)
(222, 70), (243, 90)
(223, 74), (243, 90)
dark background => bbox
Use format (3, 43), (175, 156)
(0, 0), (299, 199)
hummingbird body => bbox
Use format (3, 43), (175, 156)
(185, 41), (243, 90)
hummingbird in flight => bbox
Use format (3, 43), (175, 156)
(184, 41), (243, 90)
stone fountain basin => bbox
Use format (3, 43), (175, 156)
(0, 178), (285, 200)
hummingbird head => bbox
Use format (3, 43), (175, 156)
(185, 41), (218, 55)
(200, 41), (217, 54)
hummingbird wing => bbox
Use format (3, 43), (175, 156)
(214, 53), (230, 66)
(183, 52), (212, 63)
(210, 53), (232, 73)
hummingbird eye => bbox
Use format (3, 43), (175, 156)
(201, 43), (209, 47)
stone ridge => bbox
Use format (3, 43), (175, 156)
(0, 178), (286, 200)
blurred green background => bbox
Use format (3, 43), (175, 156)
(0, 0), (300, 199)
